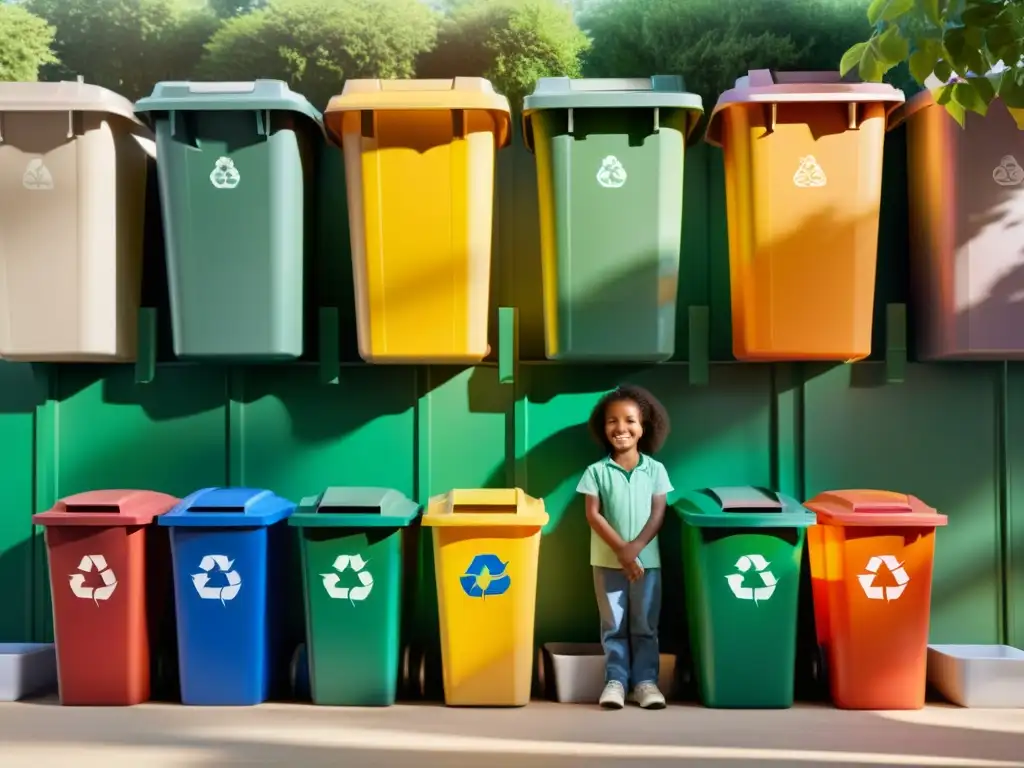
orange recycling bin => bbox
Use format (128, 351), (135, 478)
(324, 79), (511, 364)
(705, 71), (904, 361)
(804, 490), (948, 710)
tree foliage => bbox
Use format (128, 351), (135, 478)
(841, 0), (1024, 126)
(200, 0), (438, 109)
(26, 0), (218, 100)
(0, 4), (58, 82)
(208, 0), (267, 18)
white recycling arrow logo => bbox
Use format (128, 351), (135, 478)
(69, 554), (117, 604)
(192, 554), (242, 605)
(858, 554), (910, 601)
(321, 554), (373, 603)
(725, 554), (777, 604)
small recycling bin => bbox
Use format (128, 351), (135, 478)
(895, 90), (1024, 359)
(673, 487), (815, 708)
(159, 487), (296, 705)
(289, 487), (419, 706)
(0, 82), (153, 362)
(324, 78), (511, 364)
(32, 490), (179, 705)
(422, 488), (548, 706)
(135, 81), (325, 360)
(523, 77), (703, 361)
(705, 70), (905, 361)
(804, 490), (948, 710)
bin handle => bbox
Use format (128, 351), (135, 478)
(653, 107), (660, 134)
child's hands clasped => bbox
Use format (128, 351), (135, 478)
(616, 540), (644, 582)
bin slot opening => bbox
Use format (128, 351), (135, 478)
(851, 503), (914, 514)
(706, 488), (782, 512)
(64, 504), (121, 514)
(316, 505), (382, 515)
(453, 504), (518, 514)
(768, 70), (844, 85)
(566, 79), (655, 93)
(188, 82), (257, 94)
(187, 505), (246, 513)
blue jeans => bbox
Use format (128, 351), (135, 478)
(593, 566), (661, 688)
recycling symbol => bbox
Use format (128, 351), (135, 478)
(69, 554), (117, 604)
(725, 554), (777, 604)
(858, 555), (910, 601)
(993, 155), (1024, 187)
(22, 158), (54, 191)
(793, 155), (827, 188)
(596, 155), (627, 189)
(460, 553), (511, 598)
(192, 554), (242, 604)
(209, 156), (240, 190)
(321, 554), (373, 603)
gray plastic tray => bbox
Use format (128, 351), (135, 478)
(0, 643), (57, 701)
(927, 644), (1024, 708)
(542, 642), (676, 704)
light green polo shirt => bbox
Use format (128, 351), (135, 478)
(576, 454), (674, 569)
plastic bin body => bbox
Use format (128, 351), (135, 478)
(898, 94), (1024, 359)
(422, 488), (549, 706)
(32, 490), (179, 705)
(523, 77), (703, 361)
(159, 487), (295, 705)
(705, 70), (905, 361)
(289, 487), (419, 706)
(805, 490), (948, 709)
(0, 82), (152, 362)
(325, 78), (511, 364)
(673, 487), (815, 708)
(135, 81), (324, 360)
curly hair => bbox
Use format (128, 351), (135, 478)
(587, 384), (671, 455)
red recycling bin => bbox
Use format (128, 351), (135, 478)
(33, 490), (179, 705)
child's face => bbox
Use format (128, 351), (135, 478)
(604, 399), (643, 453)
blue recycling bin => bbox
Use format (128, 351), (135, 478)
(159, 487), (296, 705)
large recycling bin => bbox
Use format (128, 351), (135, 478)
(523, 77), (703, 361)
(32, 490), (179, 705)
(674, 487), (815, 708)
(159, 487), (296, 705)
(324, 78), (511, 364)
(135, 81), (324, 360)
(705, 70), (905, 361)
(0, 82), (153, 362)
(805, 490), (948, 710)
(289, 486), (419, 706)
(895, 89), (1024, 359)
(422, 488), (548, 706)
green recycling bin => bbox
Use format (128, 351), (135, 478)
(135, 80), (326, 360)
(522, 77), (703, 362)
(288, 486), (419, 706)
(674, 487), (815, 709)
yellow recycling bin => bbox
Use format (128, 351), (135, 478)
(325, 79), (511, 364)
(423, 488), (549, 706)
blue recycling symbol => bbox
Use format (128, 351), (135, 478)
(460, 553), (511, 598)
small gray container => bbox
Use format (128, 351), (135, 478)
(928, 644), (1024, 708)
(542, 642), (676, 704)
(0, 643), (57, 701)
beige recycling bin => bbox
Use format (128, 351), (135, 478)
(0, 81), (154, 362)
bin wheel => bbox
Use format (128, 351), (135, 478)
(401, 646), (411, 693)
(536, 647), (546, 698)
(811, 643), (830, 700)
(419, 651), (427, 699)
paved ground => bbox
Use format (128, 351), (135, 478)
(0, 698), (1022, 767)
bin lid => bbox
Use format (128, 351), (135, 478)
(705, 69), (906, 147)
(324, 78), (512, 148)
(673, 486), (816, 529)
(31, 490), (180, 528)
(134, 80), (324, 129)
(157, 487), (295, 528)
(421, 488), (549, 528)
(0, 81), (143, 126)
(289, 486), (419, 529)
(805, 489), (948, 527)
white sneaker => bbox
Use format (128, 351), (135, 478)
(633, 681), (666, 709)
(598, 680), (626, 709)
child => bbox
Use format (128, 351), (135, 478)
(576, 384), (672, 710)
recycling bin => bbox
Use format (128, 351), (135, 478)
(673, 487), (816, 708)
(422, 488), (548, 706)
(0, 81), (153, 362)
(804, 490), (948, 710)
(135, 81), (325, 360)
(893, 90), (1024, 359)
(324, 78), (511, 364)
(523, 77), (703, 361)
(289, 486), (419, 706)
(159, 487), (296, 705)
(705, 70), (905, 361)
(32, 490), (180, 705)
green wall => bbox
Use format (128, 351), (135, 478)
(0, 124), (1020, 698)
